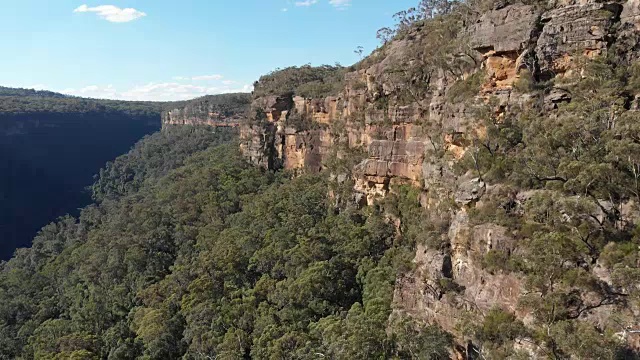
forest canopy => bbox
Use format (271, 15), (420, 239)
(3, 0), (640, 357)
(0, 126), (451, 359)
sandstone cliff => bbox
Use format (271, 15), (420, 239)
(171, 0), (640, 356)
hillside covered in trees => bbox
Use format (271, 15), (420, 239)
(0, 89), (250, 261)
(0, 126), (451, 359)
(3, 0), (640, 358)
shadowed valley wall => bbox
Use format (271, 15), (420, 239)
(0, 111), (160, 260)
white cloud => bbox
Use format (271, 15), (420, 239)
(329, 0), (351, 9)
(282, 8), (288, 12)
(295, 0), (318, 6)
(59, 82), (253, 101)
(121, 83), (208, 101)
(173, 74), (224, 81)
(62, 85), (118, 99)
(73, 4), (146, 23)
(191, 74), (224, 81)
(289, 0), (350, 10)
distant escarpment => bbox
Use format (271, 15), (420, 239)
(0, 91), (254, 261)
(162, 93), (251, 127)
(0, 92), (168, 260)
(237, 0), (640, 357)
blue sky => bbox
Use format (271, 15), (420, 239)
(0, 0), (416, 101)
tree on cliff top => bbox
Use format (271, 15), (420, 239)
(252, 64), (347, 98)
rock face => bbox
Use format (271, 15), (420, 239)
(469, 4), (541, 54)
(241, 92), (431, 202)
(179, 0), (640, 354)
(536, 2), (623, 76)
(455, 178), (486, 206)
(164, 1), (637, 209)
(622, 0), (640, 27)
(239, 93), (339, 173)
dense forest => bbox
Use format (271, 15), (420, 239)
(0, 126), (450, 359)
(3, 0), (640, 357)
(0, 87), (70, 99)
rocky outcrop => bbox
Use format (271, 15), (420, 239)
(536, 2), (623, 77)
(280, 127), (332, 172)
(470, 5), (541, 92)
(163, 109), (242, 127)
(455, 178), (486, 206)
(239, 93), (337, 172)
(469, 4), (541, 54)
(293, 96), (341, 125)
(622, 0), (640, 27)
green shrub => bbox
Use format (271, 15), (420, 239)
(481, 250), (512, 274)
(446, 71), (485, 102)
(475, 308), (527, 345)
(284, 111), (327, 131)
(438, 278), (465, 294)
(392, 317), (453, 359)
(352, 80), (367, 90)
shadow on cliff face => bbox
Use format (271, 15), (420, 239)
(0, 112), (160, 260)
